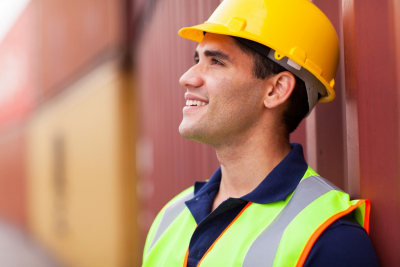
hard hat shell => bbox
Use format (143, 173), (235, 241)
(178, 0), (339, 104)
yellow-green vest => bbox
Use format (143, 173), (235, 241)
(143, 167), (370, 267)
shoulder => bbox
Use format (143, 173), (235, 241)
(151, 186), (195, 229)
(143, 186), (194, 254)
(163, 186), (195, 210)
(304, 214), (380, 267)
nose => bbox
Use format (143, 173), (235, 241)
(179, 64), (204, 89)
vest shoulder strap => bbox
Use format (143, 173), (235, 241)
(144, 187), (194, 256)
(243, 175), (369, 267)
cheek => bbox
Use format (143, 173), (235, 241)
(207, 76), (264, 129)
(214, 76), (263, 109)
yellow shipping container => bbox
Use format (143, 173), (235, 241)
(27, 61), (140, 267)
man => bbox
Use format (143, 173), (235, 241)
(142, 0), (379, 266)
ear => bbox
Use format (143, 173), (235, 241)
(263, 71), (296, 109)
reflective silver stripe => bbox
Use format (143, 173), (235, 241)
(243, 176), (341, 267)
(148, 190), (194, 251)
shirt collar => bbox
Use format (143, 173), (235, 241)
(193, 143), (308, 204)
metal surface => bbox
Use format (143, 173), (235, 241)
(0, 1), (37, 133)
(0, 0), (126, 232)
(343, 0), (400, 266)
(290, 120), (306, 151)
(309, 0), (346, 190)
(0, 0), (125, 130)
(40, 0), (122, 99)
(27, 62), (138, 267)
(0, 0), (136, 263)
(0, 130), (26, 228)
(0, 0), (37, 229)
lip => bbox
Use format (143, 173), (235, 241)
(183, 105), (204, 112)
(184, 93), (209, 103)
(183, 93), (209, 113)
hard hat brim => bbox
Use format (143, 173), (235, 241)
(179, 23), (277, 51)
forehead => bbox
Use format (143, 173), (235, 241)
(196, 33), (241, 54)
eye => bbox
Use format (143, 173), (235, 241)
(194, 56), (199, 64)
(211, 58), (223, 65)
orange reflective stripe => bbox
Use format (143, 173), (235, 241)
(183, 225), (197, 267)
(197, 202), (252, 267)
(295, 199), (368, 267)
(183, 247), (189, 267)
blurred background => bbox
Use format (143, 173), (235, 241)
(0, 0), (399, 266)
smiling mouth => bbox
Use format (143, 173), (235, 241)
(186, 100), (208, 107)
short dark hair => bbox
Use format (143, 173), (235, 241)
(232, 38), (309, 138)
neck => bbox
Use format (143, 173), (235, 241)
(212, 128), (291, 210)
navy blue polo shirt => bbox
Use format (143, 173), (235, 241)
(184, 143), (379, 267)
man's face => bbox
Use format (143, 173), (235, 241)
(179, 33), (267, 147)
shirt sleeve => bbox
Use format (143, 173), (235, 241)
(304, 215), (380, 267)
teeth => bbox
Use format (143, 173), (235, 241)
(186, 99), (208, 106)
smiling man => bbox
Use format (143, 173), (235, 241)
(142, 0), (379, 266)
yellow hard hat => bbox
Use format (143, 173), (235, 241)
(179, 0), (339, 112)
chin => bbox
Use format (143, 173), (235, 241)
(179, 119), (195, 136)
(179, 123), (209, 144)
(179, 123), (197, 139)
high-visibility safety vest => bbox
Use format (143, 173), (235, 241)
(142, 167), (370, 267)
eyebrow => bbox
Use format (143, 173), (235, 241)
(194, 49), (232, 63)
